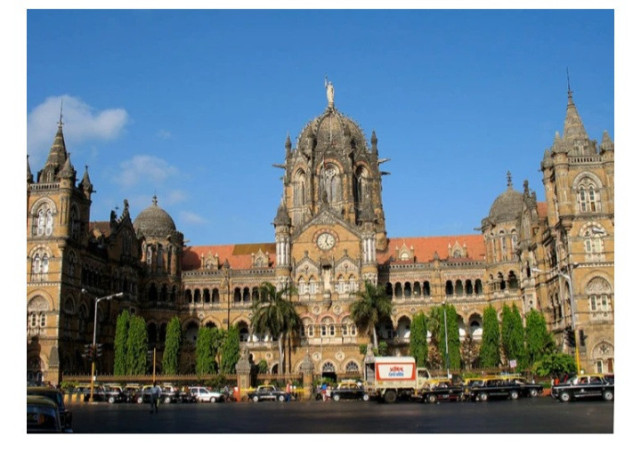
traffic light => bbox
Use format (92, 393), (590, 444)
(566, 328), (576, 348)
(579, 329), (587, 347)
(95, 343), (103, 358)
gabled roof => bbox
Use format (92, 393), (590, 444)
(378, 234), (486, 264)
(183, 243), (276, 271)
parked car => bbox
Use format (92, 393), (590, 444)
(421, 380), (464, 403)
(189, 386), (224, 403)
(330, 381), (369, 401)
(177, 387), (197, 403)
(463, 377), (525, 402)
(551, 374), (614, 402)
(26, 386), (72, 432)
(103, 385), (125, 404)
(134, 385), (154, 404)
(161, 385), (179, 404)
(122, 384), (141, 403)
(248, 385), (287, 402)
(27, 395), (63, 433)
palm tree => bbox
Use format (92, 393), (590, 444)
(349, 280), (392, 350)
(250, 282), (301, 376)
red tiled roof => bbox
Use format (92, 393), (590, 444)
(182, 243), (276, 270)
(378, 235), (486, 264)
(183, 235), (487, 270)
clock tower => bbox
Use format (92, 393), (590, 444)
(273, 82), (388, 306)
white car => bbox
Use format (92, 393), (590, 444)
(189, 386), (224, 403)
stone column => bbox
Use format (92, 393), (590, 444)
(300, 353), (315, 400)
(235, 348), (252, 401)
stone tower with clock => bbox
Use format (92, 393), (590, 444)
(272, 82), (389, 371)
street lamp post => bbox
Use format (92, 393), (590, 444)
(531, 268), (581, 373)
(82, 290), (123, 402)
(443, 302), (451, 379)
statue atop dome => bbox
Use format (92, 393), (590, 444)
(325, 77), (334, 109)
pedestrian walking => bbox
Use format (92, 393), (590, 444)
(150, 382), (161, 413)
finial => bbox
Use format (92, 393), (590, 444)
(58, 98), (64, 128)
(324, 76), (335, 109)
(507, 171), (512, 189)
(152, 194), (158, 206)
(566, 67), (574, 102)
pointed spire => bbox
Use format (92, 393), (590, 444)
(80, 165), (93, 196)
(44, 120), (68, 171)
(59, 152), (76, 180)
(27, 155), (33, 183)
(285, 133), (292, 157)
(600, 130), (614, 152)
(506, 171), (513, 189)
(152, 194), (158, 206)
(371, 130), (378, 156)
(563, 84), (589, 142)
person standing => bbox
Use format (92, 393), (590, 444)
(150, 382), (161, 413)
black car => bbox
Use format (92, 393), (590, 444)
(421, 381), (464, 403)
(330, 382), (369, 401)
(551, 374), (614, 402)
(463, 378), (525, 402)
(28, 395), (63, 433)
(248, 385), (287, 402)
(27, 387), (72, 432)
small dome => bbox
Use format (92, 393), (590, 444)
(488, 173), (523, 224)
(133, 196), (176, 238)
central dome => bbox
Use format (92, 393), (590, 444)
(297, 108), (368, 152)
(133, 196), (176, 238)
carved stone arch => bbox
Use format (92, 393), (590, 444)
(584, 275), (613, 294)
(590, 340), (614, 361)
(321, 360), (337, 374)
(62, 295), (76, 314)
(572, 171), (603, 190)
(30, 196), (58, 215)
(203, 317), (222, 329)
(27, 293), (53, 312)
(29, 244), (52, 258)
(344, 360), (360, 373)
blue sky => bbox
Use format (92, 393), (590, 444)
(26, 9), (614, 246)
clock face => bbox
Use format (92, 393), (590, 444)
(317, 232), (336, 250)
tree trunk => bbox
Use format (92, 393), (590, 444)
(372, 328), (379, 350)
(278, 333), (285, 376)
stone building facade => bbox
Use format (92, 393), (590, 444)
(26, 86), (614, 385)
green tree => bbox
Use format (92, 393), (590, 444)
(162, 316), (182, 375)
(113, 310), (130, 376)
(195, 327), (217, 376)
(409, 312), (428, 367)
(479, 305), (501, 368)
(251, 282), (301, 376)
(349, 280), (392, 350)
(532, 352), (576, 379)
(220, 326), (240, 375)
(125, 315), (148, 375)
(429, 304), (461, 371)
(524, 308), (555, 366)
(501, 303), (525, 368)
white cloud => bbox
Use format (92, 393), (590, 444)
(116, 155), (179, 188)
(166, 189), (188, 205)
(180, 211), (207, 225)
(156, 129), (172, 139)
(27, 94), (128, 161)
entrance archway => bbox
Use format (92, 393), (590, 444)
(321, 361), (336, 382)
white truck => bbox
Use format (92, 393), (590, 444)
(363, 356), (431, 403)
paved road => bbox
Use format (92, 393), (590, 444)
(68, 397), (613, 434)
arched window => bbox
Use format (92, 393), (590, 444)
(33, 204), (54, 237)
(445, 280), (454, 296)
(243, 287), (250, 303)
(320, 317), (335, 337)
(465, 280), (473, 296)
(212, 288), (220, 304)
(345, 361), (359, 373)
(474, 279), (483, 295)
(586, 277), (613, 320)
(404, 282), (412, 298)
(394, 282), (402, 298)
(576, 177), (601, 213)
(423, 281), (431, 297)
(70, 206), (80, 240)
(455, 280), (464, 296)
(294, 171), (306, 206)
(157, 245), (164, 270)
